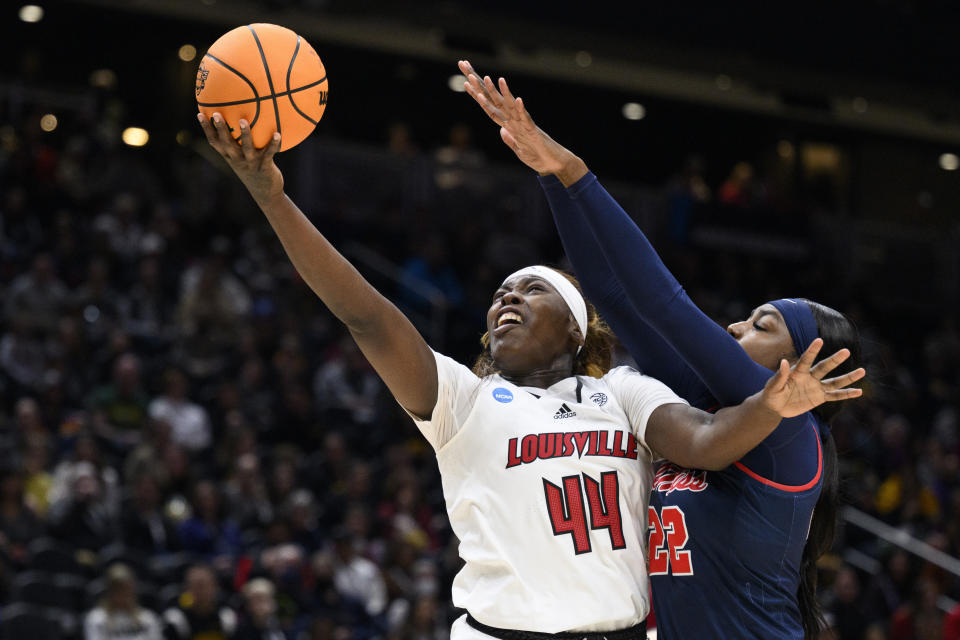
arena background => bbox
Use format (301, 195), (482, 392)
(0, 1), (958, 639)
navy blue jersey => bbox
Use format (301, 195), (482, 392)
(649, 432), (821, 639)
(540, 173), (825, 639)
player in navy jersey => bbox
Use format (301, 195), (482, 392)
(459, 61), (866, 640)
(197, 105), (863, 640)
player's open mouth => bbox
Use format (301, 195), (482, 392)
(493, 311), (523, 336)
(497, 311), (523, 327)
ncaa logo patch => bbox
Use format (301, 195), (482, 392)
(590, 392), (608, 407)
(492, 387), (514, 403)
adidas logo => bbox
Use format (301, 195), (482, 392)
(553, 403), (577, 419)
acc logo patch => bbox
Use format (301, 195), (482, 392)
(492, 387), (514, 403)
(590, 392), (608, 407)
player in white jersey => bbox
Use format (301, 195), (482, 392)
(198, 112), (864, 640)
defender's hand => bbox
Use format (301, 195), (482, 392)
(458, 60), (575, 178)
(761, 338), (866, 418)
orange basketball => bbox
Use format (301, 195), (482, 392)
(196, 23), (328, 151)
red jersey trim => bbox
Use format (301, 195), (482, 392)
(733, 423), (823, 492)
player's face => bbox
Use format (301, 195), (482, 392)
(487, 275), (579, 374)
(726, 304), (796, 371)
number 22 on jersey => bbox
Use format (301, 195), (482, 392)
(647, 505), (694, 575)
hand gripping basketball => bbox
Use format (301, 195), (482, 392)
(198, 113), (284, 205)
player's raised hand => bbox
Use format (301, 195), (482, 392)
(760, 338), (866, 418)
(458, 60), (576, 178)
(198, 112), (284, 205)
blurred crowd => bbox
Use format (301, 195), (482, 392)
(0, 101), (957, 640)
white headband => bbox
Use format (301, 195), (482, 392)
(503, 266), (588, 352)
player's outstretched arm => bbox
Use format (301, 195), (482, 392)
(459, 60), (711, 402)
(458, 60), (586, 185)
(198, 113), (438, 419)
(646, 339), (866, 470)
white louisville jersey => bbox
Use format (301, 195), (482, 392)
(410, 351), (687, 634)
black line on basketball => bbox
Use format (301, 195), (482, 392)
(285, 36), (299, 91)
(285, 37), (318, 126)
(247, 25), (282, 136)
(204, 53), (261, 129)
(198, 96), (262, 108)
(197, 78), (328, 107)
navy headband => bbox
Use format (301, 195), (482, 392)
(769, 298), (831, 438)
(768, 298), (819, 357)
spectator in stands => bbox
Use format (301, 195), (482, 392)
(176, 240), (251, 380)
(50, 431), (120, 522)
(46, 315), (94, 407)
(330, 528), (387, 621)
(235, 577), (286, 640)
(0, 463), (43, 565)
(0, 315), (47, 394)
(223, 453), (274, 535)
(664, 154), (711, 245)
(178, 479), (242, 559)
(0, 187), (45, 266)
(47, 460), (117, 552)
(386, 122), (419, 158)
(148, 368), (212, 452)
(160, 443), (194, 503)
(283, 489), (323, 553)
(122, 255), (175, 350)
(4, 252), (66, 333)
(825, 565), (869, 640)
(717, 161), (766, 209)
(93, 191), (145, 265)
(237, 357), (278, 434)
(398, 233), (464, 314)
(863, 549), (917, 624)
(84, 563), (163, 640)
(275, 379), (316, 446)
(72, 255), (123, 344)
(433, 123), (486, 191)
(21, 430), (54, 516)
(268, 453), (302, 509)
(260, 543), (311, 629)
(13, 396), (47, 441)
(382, 538), (438, 634)
(891, 578), (945, 640)
(124, 417), (173, 487)
(388, 594), (446, 640)
(121, 467), (179, 554)
(162, 564), (238, 640)
(314, 335), (383, 427)
(310, 549), (349, 618)
(377, 472), (438, 551)
(88, 352), (150, 448)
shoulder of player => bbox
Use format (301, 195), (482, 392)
(598, 365), (681, 400)
(432, 350), (482, 383)
(600, 365), (655, 385)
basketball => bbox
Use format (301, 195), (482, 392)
(196, 23), (328, 151)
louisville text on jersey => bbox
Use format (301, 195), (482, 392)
(506, 429), (639, 469)
(652, 462), (708, 494)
